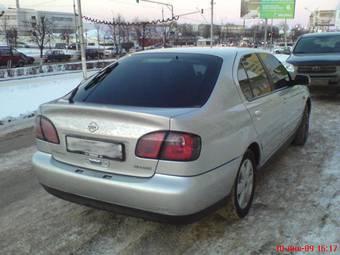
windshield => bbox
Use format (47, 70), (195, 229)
(71, 53), (223, 108)
(294, 35), (340, 54)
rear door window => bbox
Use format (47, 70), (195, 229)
(237, 64), (253, 101)
(0, 49), (11, 56)
(240, 54), (272, 98)
(259, 53), (290, 90)
(71, 53), (223, 108)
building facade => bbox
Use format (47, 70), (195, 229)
(0, 8), (76, 36)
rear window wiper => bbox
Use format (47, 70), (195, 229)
(84, 62), (119, 90)
(68, 62), (119, 103)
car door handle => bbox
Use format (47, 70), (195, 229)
(254, 110), (262, 118)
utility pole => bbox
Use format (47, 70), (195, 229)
(270, 18), (273, 49)
(284, 18), (287, 47)
(77, 0), (87, 79)
(162, 7), (166, 47)
(73, 0), (79, 51)
(16, 0), (20, 9)
(210, 0), (214, 48)
(264, 18), (268, 49)
(137, 0), (173, 18)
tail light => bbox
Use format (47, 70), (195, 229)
(136, 131), (201, 161)
(35, 116), (60, 144)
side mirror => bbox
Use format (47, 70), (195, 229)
(291, 74), (309, 86)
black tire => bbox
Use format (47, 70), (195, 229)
(292, 105), (310, 146)
(17, 61), (25, 67)
(218, 150), (256, 220)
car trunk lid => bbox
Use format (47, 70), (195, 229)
(39, 102), (194, 178)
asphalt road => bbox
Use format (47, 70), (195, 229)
(0, 97), (339, 255)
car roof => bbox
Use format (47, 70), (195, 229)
(133, 47), (269, 60)
(301, 32), (340, 38)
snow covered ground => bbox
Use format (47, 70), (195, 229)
(0, 71), (96, 120)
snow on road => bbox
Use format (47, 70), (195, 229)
(0, 71), (95, 120)
(0, 97), (339, 255)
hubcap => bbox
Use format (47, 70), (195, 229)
(236, 159), (254, 209)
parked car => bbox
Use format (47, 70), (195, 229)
(103, 47), (115, 57)
(86, 48), (104, 59)
(68, 43), (80, 50)
(273, 46), (291, 55)
(129, 46), (143, 53)
(55, 43), (67, 49)
(0, 46), (26, 67)
(287, 32), (340, 94)
(18, 52), (35, 65)
(44, 50), (72, 63)
(32, 48), (311, 223)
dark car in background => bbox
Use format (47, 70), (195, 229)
(68, 43), (80, 50)
(44, 50), (72, 63)
(55, 43), (68, 49)
(18, 52), (35, 65)
(287, 32), (340, 94)
(0, 46), (27, 67)
(86, 48), (104, 60)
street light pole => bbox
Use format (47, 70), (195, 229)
(284, 18), (287, 47)
(264, 18), (268, 49)
(137, 0), (174, 18)
(73, 0), (79, 52)
(210, 0), (214, 48)
(77, 0), (87, 79)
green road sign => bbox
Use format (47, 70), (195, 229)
(260, 0), (296, 19)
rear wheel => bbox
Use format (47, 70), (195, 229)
(17, 61), (25, 67)
(218, 150), (256, 219)
(292, 105), (310, 146)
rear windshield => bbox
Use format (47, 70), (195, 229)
(70, 53), (223, 108)
(294, 35), (340, 54)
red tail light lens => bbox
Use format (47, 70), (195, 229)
(136, 131), (201, 161)
(135, 132), (166, 159)
(35, 116), (60, 144)
(160, 133), (200, 161)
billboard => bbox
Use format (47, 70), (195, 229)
(260, 0), (295, 19)
(240, 0), (260, 19)
(240, 0), (296, 19)
(314, 10), (336, 26)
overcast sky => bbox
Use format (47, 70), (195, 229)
(2, 0), (340, 27)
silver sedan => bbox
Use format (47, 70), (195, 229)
(32, 47), (311, 223)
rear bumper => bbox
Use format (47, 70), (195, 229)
(32, 151), (240, 221)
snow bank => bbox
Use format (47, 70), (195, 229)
(0, 71), (96, 122)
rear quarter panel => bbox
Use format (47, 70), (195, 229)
(156, 56), (259, 177)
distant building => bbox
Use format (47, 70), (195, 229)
(221, 24), (245, 35)
(0, 8), (76, 36)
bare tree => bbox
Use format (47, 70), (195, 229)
(0, 15), (18, 47)
(108, 17), (119, 54)
(28, 16), (53, 58)
(6, 28), (18, 47)
(94, 23), (101, 47)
